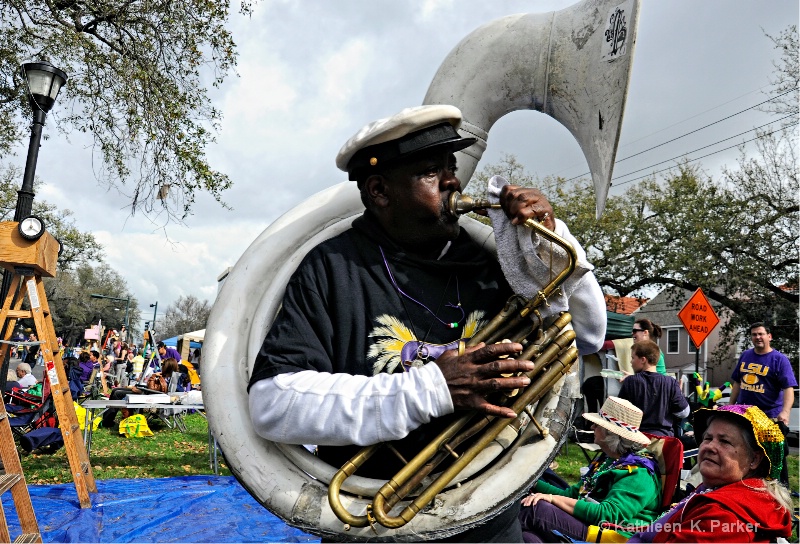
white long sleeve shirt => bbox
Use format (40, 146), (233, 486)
(250, 363), (452, 445)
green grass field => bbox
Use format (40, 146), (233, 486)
(19, 413), (231, 484)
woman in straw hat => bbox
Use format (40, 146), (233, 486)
(628, 404), (791, 543)
(519, 396), (663, 542)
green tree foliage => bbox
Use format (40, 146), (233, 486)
(472, 146), (798, 366)
(0, 0), (254, 221)
(158, 294), (210, 340)
(469, 153), (563, 198)
(45, 263), (141, 346)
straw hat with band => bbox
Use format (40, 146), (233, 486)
(693, 404), (784, 481)
(582, 396), (651, 447)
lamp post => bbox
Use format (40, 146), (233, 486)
(90, 294), (130, 340)
(0, 61), (68, 304)
(150, 302), (158, 333)
(0, 61), (67, 392)
(17, 61), (68, 221)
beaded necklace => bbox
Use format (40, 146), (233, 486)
(579, 450), (657, 498)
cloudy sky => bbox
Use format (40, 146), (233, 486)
(10, 0), (797, 330)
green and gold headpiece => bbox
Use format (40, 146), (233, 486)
(694, 404), (784, 480)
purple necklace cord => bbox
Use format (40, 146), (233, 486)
(379, 246), (465, 329)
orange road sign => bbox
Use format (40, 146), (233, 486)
(678, 288), (720, 349)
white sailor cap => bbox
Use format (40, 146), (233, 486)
(335, 105), (476, 181)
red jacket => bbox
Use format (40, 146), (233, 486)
(652, 479), (791, 542)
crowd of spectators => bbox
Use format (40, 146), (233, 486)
(5, 329), (202, 398)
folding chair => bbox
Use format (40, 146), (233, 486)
(5, 379), (63, 454)
(569, 425), (602, 465)
(643, 433), (684, 508)
(154, 372), (189, 432)
(678, 447), (701, 494)
(66, 360), (84, 401)
(5, 387), (43, 412)
(682, 447), (698, 467)
(84, 367), (104, 400)
(17, 426), (64, 454)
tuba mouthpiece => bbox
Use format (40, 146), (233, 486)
(447, 192), (501, 216)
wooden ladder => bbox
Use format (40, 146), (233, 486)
(0, 402), (40, 543)
(0, 222), (97, 541)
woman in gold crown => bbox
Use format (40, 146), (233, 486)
(628, 404), (791, 543)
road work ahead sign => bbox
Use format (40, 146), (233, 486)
(678, 288), (720, 349)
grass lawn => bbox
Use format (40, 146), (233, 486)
(19, 413), (231, 484)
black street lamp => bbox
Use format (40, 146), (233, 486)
(0, 62), (68, 391)
(150, 302), (158, 333)
(17, 61), (68, 221)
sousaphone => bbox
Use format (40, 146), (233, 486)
(203, 0), (640, 540)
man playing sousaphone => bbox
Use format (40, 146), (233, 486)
(248, 105), (607, 541)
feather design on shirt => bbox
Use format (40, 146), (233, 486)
(462, 310), (485, 339)
(369, 314), (416, 375)
(368, 311), (488, 375)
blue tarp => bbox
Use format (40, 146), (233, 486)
(160, 336), (202, 350)
(2, 476), (319, 543)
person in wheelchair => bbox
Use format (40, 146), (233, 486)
(519, 397), (662, 542)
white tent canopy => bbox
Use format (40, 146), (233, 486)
(180, 329), (205, 343)
(175, 329), (205, 360)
